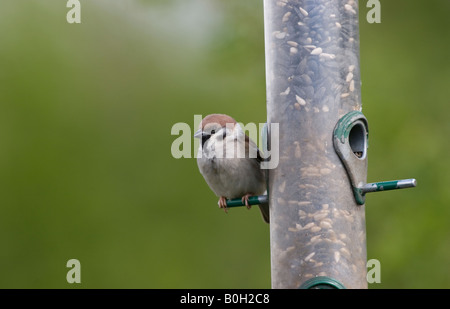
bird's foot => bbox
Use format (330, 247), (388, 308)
(241, 193), (254, 210)
(218, 196), (228, 213)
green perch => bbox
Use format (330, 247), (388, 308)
(226, 195), (268, 208)
(360, 179), (417, 194)
(353, 178), (417, 205)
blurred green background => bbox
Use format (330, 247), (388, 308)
(0, 0), (448, 288)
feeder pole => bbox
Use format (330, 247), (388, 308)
(264, 0), (367, 288)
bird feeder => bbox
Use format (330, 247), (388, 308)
(262, 0), (415, 289)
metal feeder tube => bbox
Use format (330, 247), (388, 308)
(263, 0), (367, 288)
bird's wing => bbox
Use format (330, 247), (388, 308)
(244, 134), (264, 163)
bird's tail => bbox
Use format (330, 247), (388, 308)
(258, 203), (270, 224)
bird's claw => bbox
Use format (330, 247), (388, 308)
(218, 196), (228, 214)
(242, 193), (253, 210)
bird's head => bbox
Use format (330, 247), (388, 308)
(194, 114), (238, 147)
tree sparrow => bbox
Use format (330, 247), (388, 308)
(194, 114), (269, 223)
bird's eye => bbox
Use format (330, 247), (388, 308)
(211, 130), (215, 135)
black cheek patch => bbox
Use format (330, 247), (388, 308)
(201, 134), (211, 148)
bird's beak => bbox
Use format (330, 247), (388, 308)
(194, 129), (203, 139)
